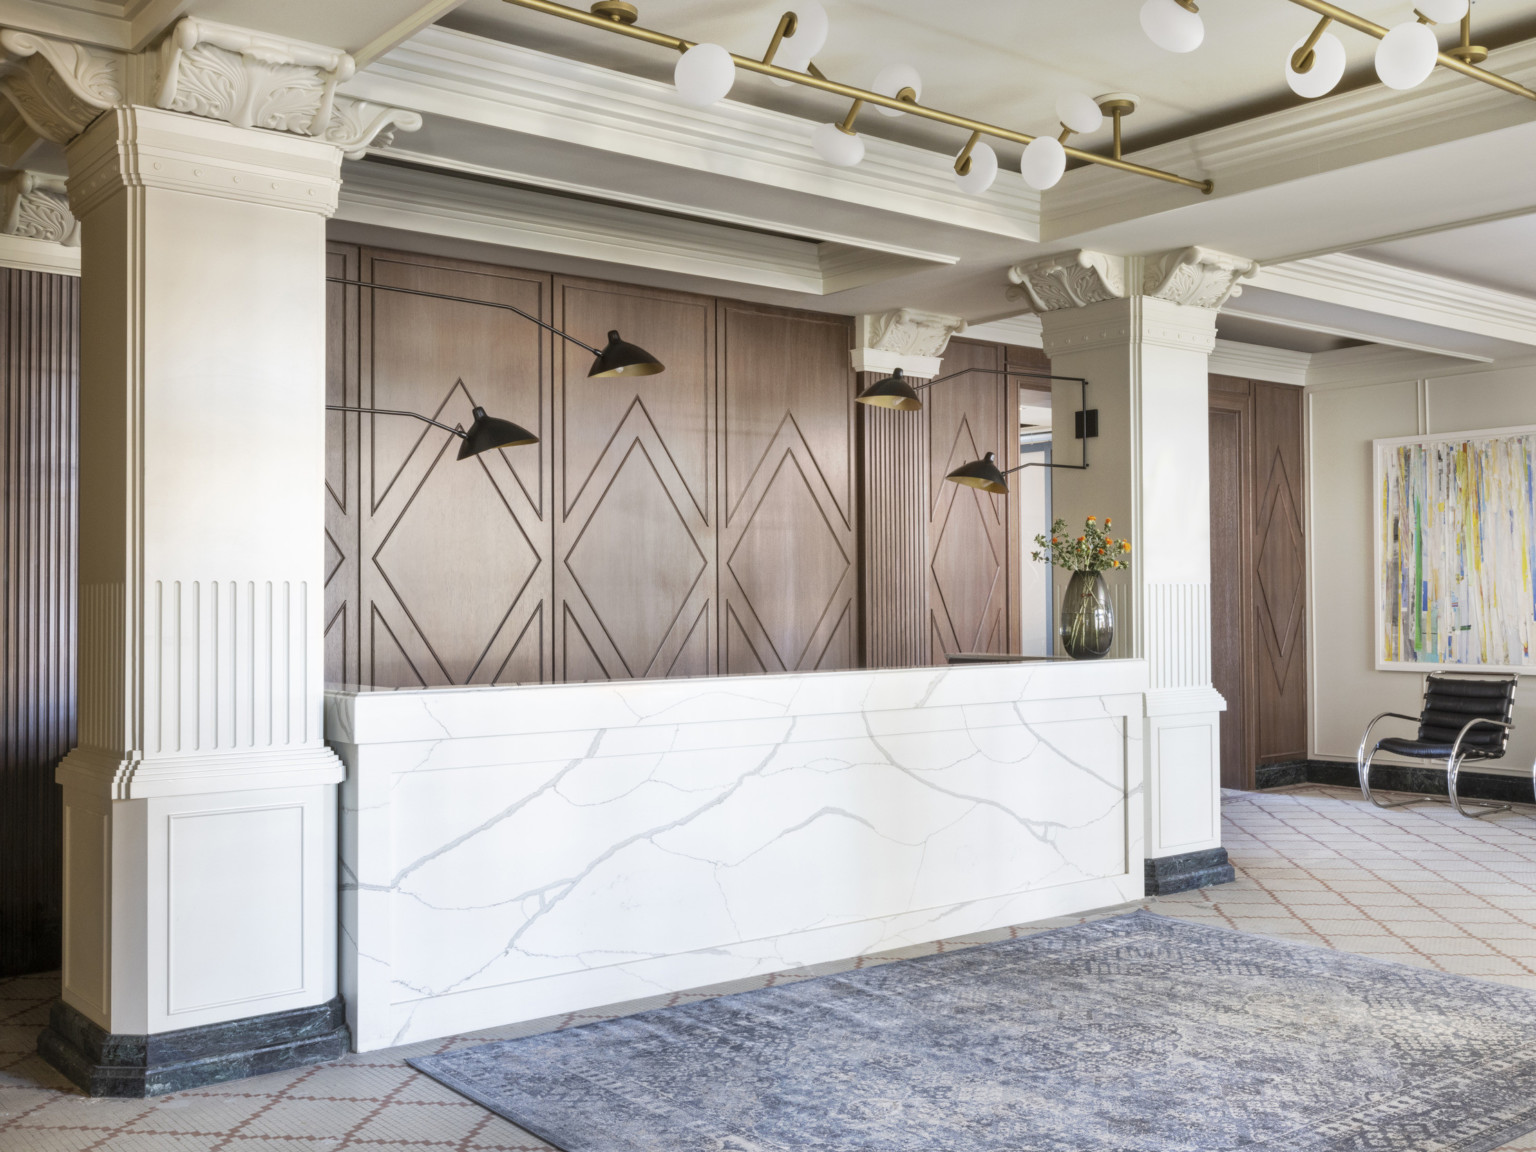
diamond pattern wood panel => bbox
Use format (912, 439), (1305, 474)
(718, 301), (856, 675)
(554, 277), (716, 682)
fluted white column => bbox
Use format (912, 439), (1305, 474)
(1009, 248), (1255, 875)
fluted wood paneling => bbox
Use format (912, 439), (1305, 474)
(1, 267), (78, 976)
(859, 375), (929, 667)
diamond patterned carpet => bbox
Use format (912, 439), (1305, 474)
(2, 785), (1534, 1151)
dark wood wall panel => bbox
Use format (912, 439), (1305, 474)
(1, 267), (78, 976)
(859, 374), (929, 668)
(554, 276), (716, 682)
(1208, 374), (1306, 788)
(719, 301), (855, 674)
(927, 338), (1019, 662)
(327, 247), (555, 688)
(1252, 380), (1307, 765)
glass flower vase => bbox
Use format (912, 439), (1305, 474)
(1060, 570), (1113, 660)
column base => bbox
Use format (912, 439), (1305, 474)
(1145, 847), (1236, 895)
(37, 996), (349, 1097)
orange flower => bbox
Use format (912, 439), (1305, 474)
(1105, 518), (1112, 529)
(1086, 516), (1096, 524)
(1077, 536), (1085, 543)
(1112, 560), (1121, 568)
(1120, 540), (1131, 552)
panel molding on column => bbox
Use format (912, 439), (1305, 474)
(554, 276), (716, 682)
(357, 248), (554, 689)
(719, 301), (856, 675)
(1252, 380), (1307, 765)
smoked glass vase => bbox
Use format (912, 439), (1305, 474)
(1060, 570), (1113, 660)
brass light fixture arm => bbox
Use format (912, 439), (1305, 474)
(954, 129), (982, 175)
(497, 0), (1214, 192)
(916, 368), (1091, 472)
(761, 11), (797, 65)
(325, 275), (605, 357)
(1291, 14), (1332, 72)
(325, 404), (467, 439)
(838, 98), (865, 134)
(1281, 0), (1536, 101)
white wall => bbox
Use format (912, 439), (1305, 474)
(1307, 357), (1536, 773)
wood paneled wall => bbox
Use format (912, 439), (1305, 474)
(1209, 375), (1307, 789)
(1, 268), (78, 976)
(326, 246), (861, 686)
(859, 375), (930, 668)
(925, 339), (1026, 661)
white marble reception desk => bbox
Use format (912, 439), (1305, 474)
(325, 660), (1148, 1051)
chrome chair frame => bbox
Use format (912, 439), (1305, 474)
(1358, 711), (1514, 819)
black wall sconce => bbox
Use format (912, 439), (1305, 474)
(325, 276), (665, 378)
(855, 365), (1096, 494)
(325, 401), (537, 459)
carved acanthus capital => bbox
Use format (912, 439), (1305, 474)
(1006, 250), (1127, 312)
(0, 29), (121, 144)
(2, 170), (77, 244)
(324, 96), (424, 160)
(1143, 246), (1257, 310)
(852, 308), (967, 377)
(155, 18), (354, 135)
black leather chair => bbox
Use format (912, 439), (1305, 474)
(1357, 673), (1518, 818)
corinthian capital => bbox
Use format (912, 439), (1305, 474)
(1006, 250), (1127, 312)
(3, 170), (77, 244)
(1007, 246), (1256, 313)
(1142, 246), (1257, 309)
(852, 308), (967, 376)
(0, 29), (122, 144)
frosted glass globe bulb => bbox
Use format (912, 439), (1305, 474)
(1056, 92), (1104, 135)
(1140, 0), (1204, 53)
(674, 43), (736, 107)
(1285, 31), (1346, 98)
(871, 62), (922, 117)
(1020, 136), (1066, 191)
(1375, 20), (1439, 90)
(954, 141), (998, 195)
(812, 122), (865, 167)
(771, 0), (829, 84)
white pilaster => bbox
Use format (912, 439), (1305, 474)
(1011, 247), (1255, 865)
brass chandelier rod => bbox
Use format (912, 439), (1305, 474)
(498, 0), (1215, 193)
(1281, 0), (1536, 101)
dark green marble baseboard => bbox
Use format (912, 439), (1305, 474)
(1256, 759), (1535, 806)
(37, 996), (350, 1097)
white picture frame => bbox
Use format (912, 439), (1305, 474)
(1373, 424), (1536, 673)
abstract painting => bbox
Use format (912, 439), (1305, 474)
(1375, 425), (1536, 671)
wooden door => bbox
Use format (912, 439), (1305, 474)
(552, 276), (716, 682)
(1208, 378), (1252, 789)
(927, 339), (1018, 661)
(718, 301), (856, 675)
(356, 250), (554, 687)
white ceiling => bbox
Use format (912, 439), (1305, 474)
(1358, 213), (1536, 297)
(441, 0), (1536, 158)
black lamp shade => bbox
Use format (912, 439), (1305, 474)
(457, 406), (540, 460)
(854, 368), (923, 410)
(945, 450), (1010, 494)
(589, 330), (664, 378)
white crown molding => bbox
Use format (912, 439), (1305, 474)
(342, 26), (1042, 242)
(335, 160), (948, 296)
(1221, 303), (1493, 363)
(0, 230), (79, 274)
(1046, 38), (1536, 241)
(1208, 339), (1310, 386)
(1303, 342), (1536, 391)
(1008, 247), (1255, 315)
(851, 309), (967, 376)
(963, 313), (1043, 349)
(1251, 253), (1536, 349)
(0, 27), (121, 143)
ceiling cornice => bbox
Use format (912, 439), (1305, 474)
(1253, 252), (1536, 348)
(341, 26), (1042, 242)
(1303, 343), (1536, 390)
(335, 160), (950, 295)
(1208, 339), (1310, 386)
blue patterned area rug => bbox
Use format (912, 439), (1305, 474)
(409, 912), (1536, 1152)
